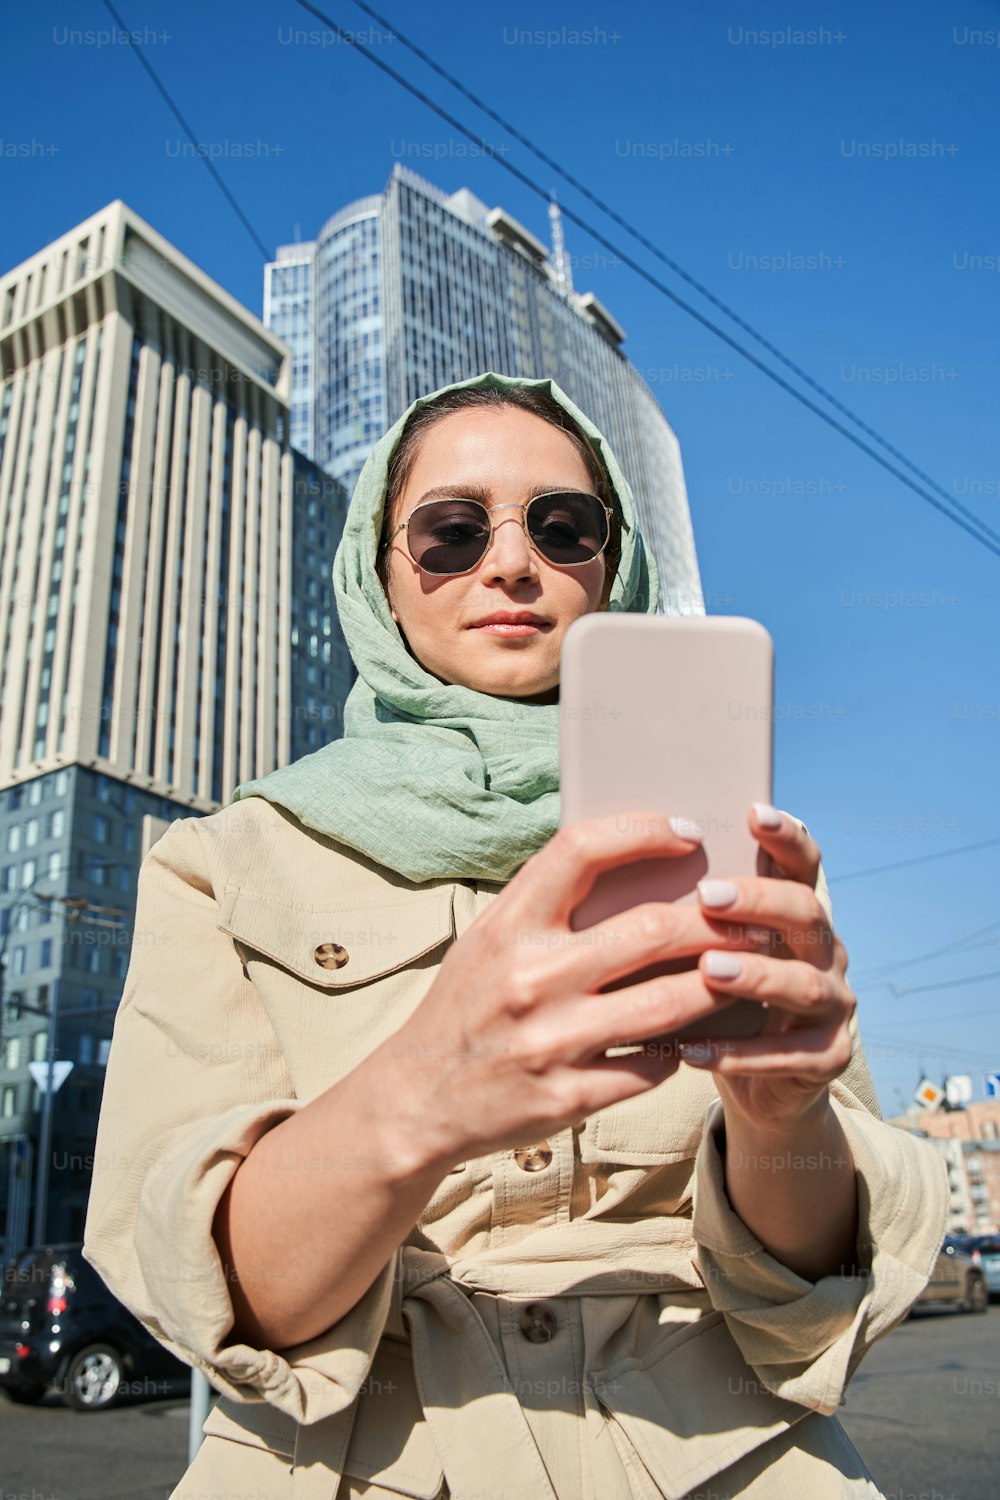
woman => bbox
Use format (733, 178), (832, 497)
(83, 371), (947, 1500)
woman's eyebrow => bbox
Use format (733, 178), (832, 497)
(416, 482), (581, 503)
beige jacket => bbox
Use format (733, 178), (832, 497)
(82, 797), (948, 1500)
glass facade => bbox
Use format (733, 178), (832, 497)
(288, 452), (354, 760)
(264, 163), (703, 613)
(0, 765), (190, 1248)
(264, 249), (314, 459)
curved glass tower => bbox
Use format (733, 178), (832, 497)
(265, 164), (703, 614)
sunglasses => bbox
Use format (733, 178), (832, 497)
(381, 492), (616, 577)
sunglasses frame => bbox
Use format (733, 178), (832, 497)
(381, 491), (617, 577)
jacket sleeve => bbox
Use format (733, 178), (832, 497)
(82, 815), (397, 1426)
(688, 843), (949, 1417)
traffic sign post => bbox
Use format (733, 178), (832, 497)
(27, 1060), (73, 1094)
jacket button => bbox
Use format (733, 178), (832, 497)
(518, 1303), (556, 1343)
(314, 942), (349, 970)
(513, 1142), (552, 1172)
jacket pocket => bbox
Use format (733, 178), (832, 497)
(216, 884), (456, 992)
(201, 1391), (298, 1456)
(578, 1063), (717, 1167)
(337, 1336), (446, 1499)
(590, 1309), (811, 1500)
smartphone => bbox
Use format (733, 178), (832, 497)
(559, 614), (775, 1046)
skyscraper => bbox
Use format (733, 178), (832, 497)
(0, 202), (349, 1245)
(264, 162), (704, 615)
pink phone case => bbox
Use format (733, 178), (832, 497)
(559, 614), (774, 1047)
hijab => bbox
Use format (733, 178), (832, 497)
(230, 371), (660, 884)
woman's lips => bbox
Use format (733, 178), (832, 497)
(470, 622), (551, 635)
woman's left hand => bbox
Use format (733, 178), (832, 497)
(678, 804), (856, 1131)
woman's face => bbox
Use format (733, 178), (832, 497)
(382, 407), (611, 705)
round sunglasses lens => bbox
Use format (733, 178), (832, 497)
(528, 493), (608, 563)
(408, 501), (490, 574)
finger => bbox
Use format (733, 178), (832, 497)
(677, 1020), (854, 1078)
(697, 950), (851, 1021)
(504, 810), (707, 930)
(694, 874), (835, 966)
(495, 900), (778, 999)
(549, 963), (745, 1063)
(749, 805), (821, 887)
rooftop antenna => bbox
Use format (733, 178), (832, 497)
(548, 193), (573, 296)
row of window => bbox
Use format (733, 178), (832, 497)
(5, 810), (65, 848)
(3, 937), (129, 978)
(0, 229), (106, 331)
(4, 1032), (111, 1070)
(2, 852), (62, 890)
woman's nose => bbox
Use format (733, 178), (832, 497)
(481, 513), (536, 575)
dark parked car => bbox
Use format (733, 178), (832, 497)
(913, 1238), (989, 1314)
(946, 1232), (1000, 1297)
(0, 1243), (189, 1410)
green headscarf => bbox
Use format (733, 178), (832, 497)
(230, 371), (660, 884)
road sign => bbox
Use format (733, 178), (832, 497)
(914, 1077), (945, 1110)
(986, 1073), (1000, 1099)
(27, 1060), (73, 1094)
(944, 1074), (973, 1108)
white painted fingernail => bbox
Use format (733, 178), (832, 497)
(697, 879), (738, 908)
(669, 816), (705, 841)
(752, 802), (783, 829)
(704, 951), (743, 979)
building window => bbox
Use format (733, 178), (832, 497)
(25, 819), (39, 847)
(32, 1032), (48, 1062)
(4, 1037), (19, 1069)
(46, 852), (61, 879)
(78, 1034), (94, 1065)
(48, 809), (64, 838)
(40, 938), (52, 968)
(93, 814), (109, 842)
(21, 860), (35, 887)
(7, 826), (21, 853)
(2, 1087), (15, 1118)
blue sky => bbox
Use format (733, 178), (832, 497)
(3, 1), (998, 1117)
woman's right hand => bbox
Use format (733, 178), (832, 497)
(382, 812), (773, 1171)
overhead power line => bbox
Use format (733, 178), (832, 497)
(101, 0), (274, 262)
(865, 1003), (1000, 1028)
(287, 0), (1000, 561)
(849, 919), (1000, 985)
(827, 835), (1000, 884)
(344, 0), (1000, 558)
(104, 0), (998, 560)
(856, 968), (1000, 999)
(859, 1031), (994, 1065)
